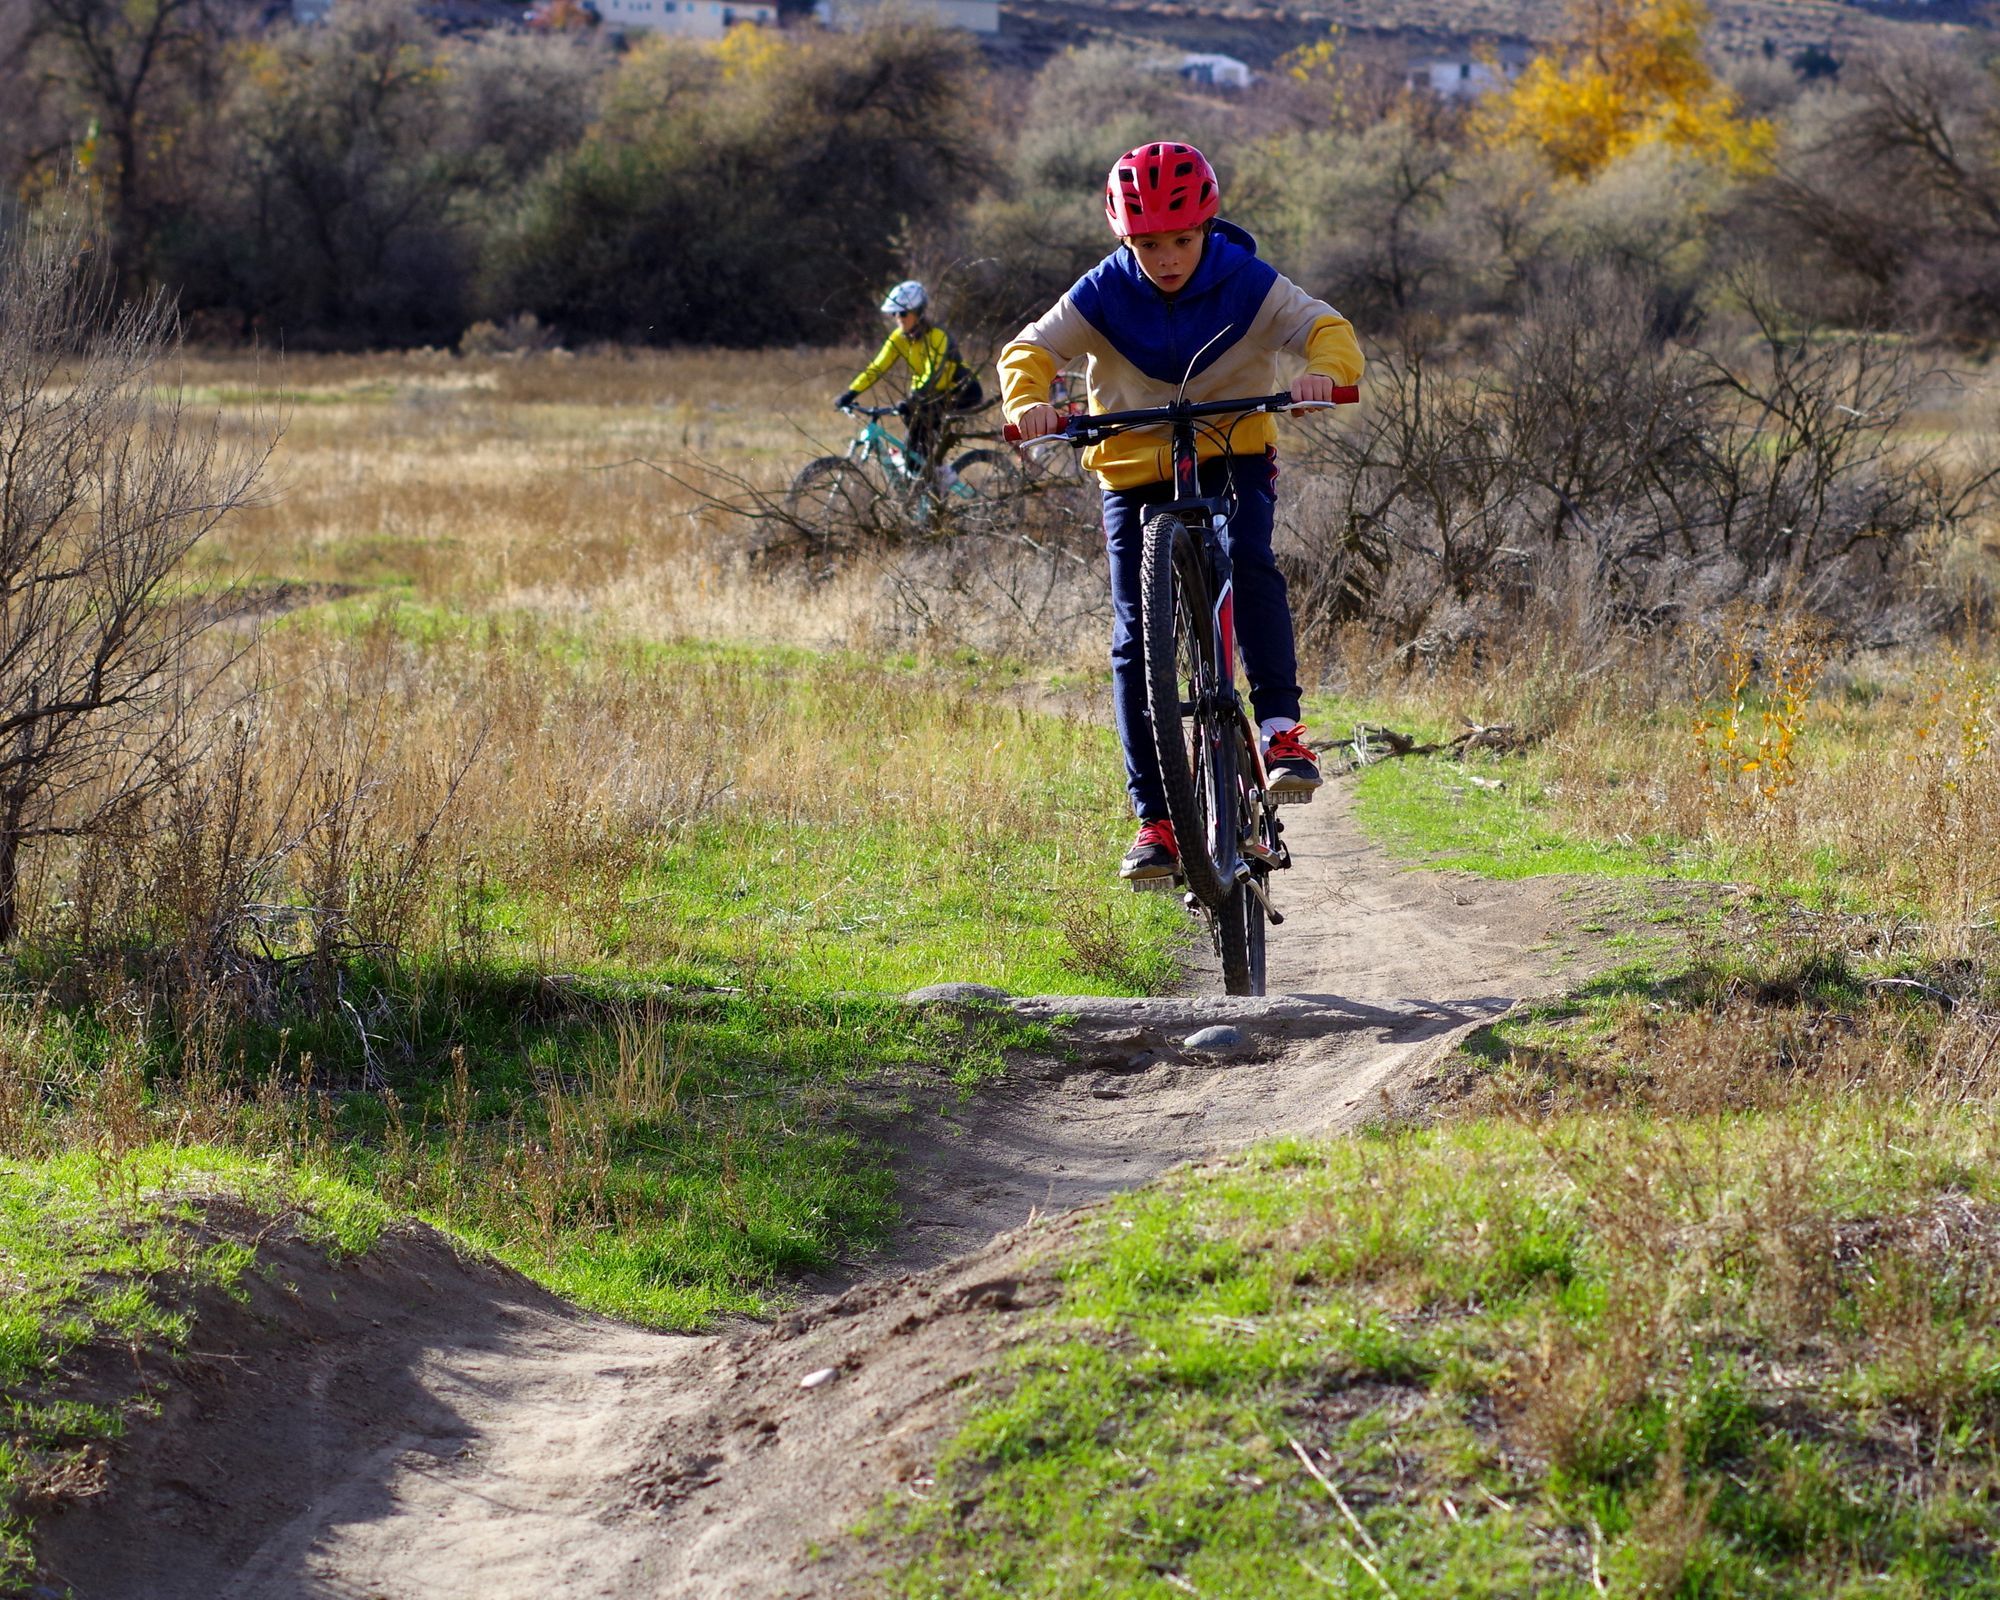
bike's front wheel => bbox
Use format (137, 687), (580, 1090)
(786, 455), (880, 538)
(1217, 877), (1267, 996)
(1140, 512), (1234, 908)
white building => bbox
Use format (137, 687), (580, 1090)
(1405, 43), (1532, 99)
(596, 0), (774, 34)
(1177, 52), (1253, 89)
(819, 0), (1000, 35)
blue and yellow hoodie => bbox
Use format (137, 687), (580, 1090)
(999, 220), (1363, 490)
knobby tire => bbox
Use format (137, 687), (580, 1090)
(1140, 513), (1233, 909)
(785, 455), (876, 540)
(1216, 720), (1269, 996)
(948, 447), (1013, 497)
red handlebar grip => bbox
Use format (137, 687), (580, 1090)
(1003, 422), (1022, 443)
(1331, 384), (1360, 404)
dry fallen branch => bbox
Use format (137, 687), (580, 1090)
(1288, 1436), (1400, 1599)
(1332, 721), (1537, 775)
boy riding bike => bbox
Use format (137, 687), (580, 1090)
(1001, 141), (1364, 884)
(837, 280), (985, 487)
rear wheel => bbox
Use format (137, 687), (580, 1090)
(1140, 513), (1233, 908)
(948, 447), (1017, 499)
(1218, 717), (1271, 996)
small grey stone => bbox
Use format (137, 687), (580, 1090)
(1183, 1025), (1246, 1053)
(906, 983), (1011, 1006)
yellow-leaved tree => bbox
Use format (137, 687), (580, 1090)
(1476, 0), (1772, 179)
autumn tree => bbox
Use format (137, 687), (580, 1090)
(23, 0), (236, 291)
(1477, 0), (1771, 179)
(223, 0), (473, 344)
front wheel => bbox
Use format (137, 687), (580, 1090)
(786, 455), (879, 539)
(1140, 512), (1233, 908)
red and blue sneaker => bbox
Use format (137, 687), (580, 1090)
(1264, 723), (1323, 802)
(1120, 817), (1180, 886)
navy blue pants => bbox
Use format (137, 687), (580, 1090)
(1102, 453), (1302, 820)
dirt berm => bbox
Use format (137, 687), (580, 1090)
(35, 787), (1581, 1599)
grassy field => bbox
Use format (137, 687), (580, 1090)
(0, 347), (1181, 1580)
(9, 340), (2000, 1592)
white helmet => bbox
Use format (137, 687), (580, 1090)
(879, 279), (927, 315)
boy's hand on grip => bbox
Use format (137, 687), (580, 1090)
(1013, 403), (1063, 440)
(1289, 373), (1335, 406)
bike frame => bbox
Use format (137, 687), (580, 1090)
(839, 403), (980, 504)
(842, 407), (916, 480)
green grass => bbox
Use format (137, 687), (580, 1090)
(288, 982), (1046, 1326)
(8, 617), (1182, 1333)
(881, 1106), (2000, 1598)
(1304, 693), (1686, 880)
(1351, 754), (1672, 879)
(0, 1147), (388, 1581)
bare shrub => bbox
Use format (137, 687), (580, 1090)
(0, 204), (270, 948)
(1749, 42), (2000, 335)
(1285, 268), (1997, 664)
(865, 486), (1105, 661)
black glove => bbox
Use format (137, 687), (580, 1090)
(834, 390), (857, 410)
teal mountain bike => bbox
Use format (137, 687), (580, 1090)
(787, 403), (1013, 532)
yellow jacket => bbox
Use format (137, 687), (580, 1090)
(849, 324), (970, 399)
(999, 223), (1363, 489)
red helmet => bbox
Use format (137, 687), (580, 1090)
(1105, 141), (1220, 236)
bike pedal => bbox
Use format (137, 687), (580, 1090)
(1271, 786), (1319, 806)
(1126, 873), (1182, 895)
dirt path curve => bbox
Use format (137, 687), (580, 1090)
(41, 788), (1578, 1600)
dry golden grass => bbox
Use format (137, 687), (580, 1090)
(0, 344), (1134, 978)
(184, 346), (942, 647)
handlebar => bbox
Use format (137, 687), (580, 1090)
(840, 402), (905, 420)
(1003, 385), (1359, 446)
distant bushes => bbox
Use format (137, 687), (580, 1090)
(489, 25), (985, 345)
(4, 0), (1998, 348)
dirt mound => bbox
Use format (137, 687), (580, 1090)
(41, 1193), (1080, 1600)
(34, 1204), (591, 1600)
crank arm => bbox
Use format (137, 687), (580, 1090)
(1244, 876), (1284, 926)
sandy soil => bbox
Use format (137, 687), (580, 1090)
(36, 787), (1583, 1600)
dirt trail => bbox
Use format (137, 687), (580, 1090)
(38, 788), (1578, 1600)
